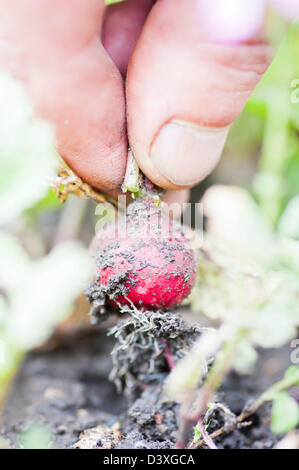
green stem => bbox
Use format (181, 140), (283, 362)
(195, 328), (247, 417)
(178, 328), (247, 448)
(238, 368), (299, 421)
(121, 150), (140, 194)
(105, 0), (126, 5)
(0, 348), (24, 411)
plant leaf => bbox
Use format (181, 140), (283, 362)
(0, 232), (30, 294)
(233, 339), (258, 375)
(202, 185), (276, 266)
(5, 241), (92, 350)
(0, 72), (57, 224)
(278, 195), (299, 239)
(271, 391), (299, 435)
(20, 422), (52, 449)
(284, 366), (299, 383)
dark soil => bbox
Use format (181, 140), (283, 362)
(0, 323), (290, 449)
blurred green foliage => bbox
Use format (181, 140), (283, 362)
(167, 22), (299, 440)
(20, 422), (52, 449)
(240, 23), (299, 224)
(0, 73), (92, 412)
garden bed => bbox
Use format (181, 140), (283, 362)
(1, 317), (290, 449)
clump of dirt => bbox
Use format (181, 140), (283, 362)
(116, 383), (179, 449)
(74, 422), (123, 449)
(107, 308), (201, 396)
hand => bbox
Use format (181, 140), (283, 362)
(0, 0), (296, 197)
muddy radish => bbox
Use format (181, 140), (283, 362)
(86, 199), (197, 311)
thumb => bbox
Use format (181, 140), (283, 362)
(127, 0), (272, 190)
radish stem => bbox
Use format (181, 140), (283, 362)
(122, 149), (140, 194)
(162, 339), (176, 371)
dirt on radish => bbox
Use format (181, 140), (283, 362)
(85, 198), (197, 314)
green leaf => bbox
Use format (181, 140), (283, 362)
(0, 232), (30, 295)
(271, 391), (299, 435)
(20, 422), (52, 449)
(0, 296), (7, 326)
(193, 421), (211, 442)
(278, 195), (299, 239)
(284, 366), (299, 383)
(202, 185), (276, 266)
(233, 340), (258, 375)
(0, 72), (57, 224)
(5, 241), (92, 350)
(251, 274), (299, 348)
(193, 426), (202, 439)
(278, 238), (299, 275)
(26, 189), (62, 214)
(105, 0), (126, 5)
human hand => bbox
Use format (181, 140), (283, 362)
(0, 0), (297, 197)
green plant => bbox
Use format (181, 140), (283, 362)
(163, 26), (299, 448)
(164, 183), (299, 447)
(0, 72), (92, 405)
(246, 23), (299, 224)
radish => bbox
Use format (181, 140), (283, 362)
(86, 198), (197, 312)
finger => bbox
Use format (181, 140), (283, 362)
(268, 0), (299, 22)
(102, 0), (155, 76)
(127, 0), (272, 190)
(162, 189), (190, 219)
(197, 0), (266, 44)
(0, 0), (127, 192)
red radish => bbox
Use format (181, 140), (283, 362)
(87, 199), (197, 310)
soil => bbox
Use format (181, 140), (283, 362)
(0, 315), (290, 450)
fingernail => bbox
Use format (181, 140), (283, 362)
(150, 119), (230, 186)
